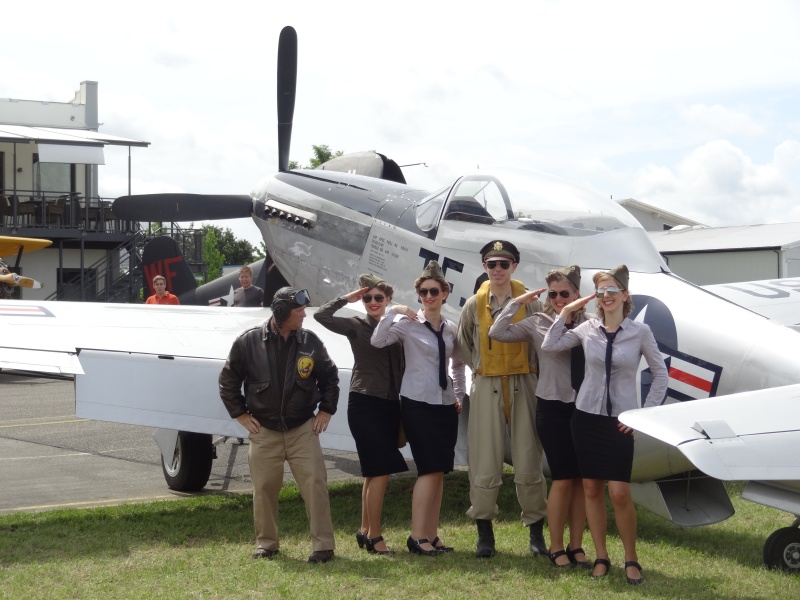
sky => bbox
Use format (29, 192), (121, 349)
(3, 0), (800, 247)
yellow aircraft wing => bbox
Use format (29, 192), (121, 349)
(0, 236), (52, 258)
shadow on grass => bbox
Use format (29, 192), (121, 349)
(0, 471), (785, 585)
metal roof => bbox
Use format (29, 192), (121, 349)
(0, 124), (149, 147)
(649, 222), (800, 253)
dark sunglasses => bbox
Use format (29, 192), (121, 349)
(548, 290), (572, 299)
(418, 287), (441, 297)
(485, 260), (512, 270)
(362, 294), (385, 303)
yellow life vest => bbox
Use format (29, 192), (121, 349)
(476, 279), (530, 376)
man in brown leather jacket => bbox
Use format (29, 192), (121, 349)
(219, 287), (339, 563)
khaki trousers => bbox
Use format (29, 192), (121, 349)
(465, 372), (547, 525)
(248, 418), (335, 551)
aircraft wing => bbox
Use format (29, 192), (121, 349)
(619, 386), (800, 481)
(0, 300), (357, 443)
(703, 278), (800, 327)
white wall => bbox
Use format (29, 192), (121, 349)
(6, 247), (109, 301)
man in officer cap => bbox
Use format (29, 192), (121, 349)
(219, 286), (340, 563)
(457, 241), (548, 558)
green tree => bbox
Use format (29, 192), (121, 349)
(287, 144), (344, 170)
(309, 144), (344, 168)
(202, 225), (259, 265)
(202, 229), (224, 282)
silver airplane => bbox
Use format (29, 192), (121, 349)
(2, 26), (799, 572)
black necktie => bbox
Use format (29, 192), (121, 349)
(566, 323), (585, 392)
(604, 329), (617, 416)
(424, 321), (448, 390)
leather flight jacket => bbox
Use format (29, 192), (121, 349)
(219, 319), (339, 431)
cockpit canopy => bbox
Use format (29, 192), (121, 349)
(415, 168), (641, 236)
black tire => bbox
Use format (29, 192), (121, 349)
(763, 527), (800, 572)
(161, 431), (213, 491)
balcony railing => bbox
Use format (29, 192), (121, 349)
(0, 189), (136, 233)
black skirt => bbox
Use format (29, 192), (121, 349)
(400, 396), (458, 475)
(536, 397), (580, 480)
(570, 408), (634, 483)
(347, 392), (409, 478)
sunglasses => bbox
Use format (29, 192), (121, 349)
(595, 286), (623, 297)
(485, 260), (512, 270)
(548, 290), (572, 299)
(418, 287), (441, 297)
(362, 294), (385, 303)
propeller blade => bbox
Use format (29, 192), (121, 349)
(277, 25), (298, 172)
(0, 273), (43, 289)
(112, 194), (253, 222)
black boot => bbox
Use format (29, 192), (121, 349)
(475, 519), (496, 558)
(528, 518), (547, 556)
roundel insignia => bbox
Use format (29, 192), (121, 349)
(297, 356), (314, 378)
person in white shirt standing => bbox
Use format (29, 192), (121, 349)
(542, 265), (668, 585)
(371, 260), (466, 556)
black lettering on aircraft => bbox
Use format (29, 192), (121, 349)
(418, 249), (465, 297)
(721, 283), (789, 299)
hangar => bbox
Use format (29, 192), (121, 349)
(648, 222), (800, 285)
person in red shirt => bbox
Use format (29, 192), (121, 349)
(145, 275), (180, 305)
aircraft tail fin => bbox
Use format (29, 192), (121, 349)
(140, 236), (199, 300)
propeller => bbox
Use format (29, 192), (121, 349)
(113, 193), (252, 222)
(113, 25), (300, 221)
(277, 26), (298, 172)
(0, 272), (43, 289)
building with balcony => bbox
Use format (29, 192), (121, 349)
(1, 81), (152, 301)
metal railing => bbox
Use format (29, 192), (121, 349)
(0, 189), (136, 233)
(43, 224), (208, 303)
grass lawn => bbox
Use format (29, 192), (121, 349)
(1, 473), (798, 599)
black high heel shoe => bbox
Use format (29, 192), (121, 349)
(566, 545), (591, 569)
(431, 536), (454, 553)
(365, 535), (396, 555)
(624, 560), (644, 585)
(591, 557), (611, 579)
(548, 549), (574, 568)
(355, 529), (368, 550)
(407, 536), (442, 556)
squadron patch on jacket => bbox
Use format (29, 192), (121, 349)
(297, 355), (314, 378)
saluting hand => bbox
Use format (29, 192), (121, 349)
(516, 287), (547, 305)
(344, 287), (370, 303)
(560, 294), (594, 319)
(391, 305), (418, 320)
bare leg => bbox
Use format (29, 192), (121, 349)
(546, 479), (573, 565)
(582, 478), (609, 576)
(429, 473), (445, 542)
(411, 472), (443, 551)
(365, 475), (390, 551)
(608, 480), (640, 579)
(567, 478), (587, 559)
(360, 479), (369, 534)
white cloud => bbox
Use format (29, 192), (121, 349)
(680, 104), (764, 138)
(630, 140), (799, 226)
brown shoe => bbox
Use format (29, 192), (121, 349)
(308, 549), (335, 564)
(252, 548), (278, 559)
